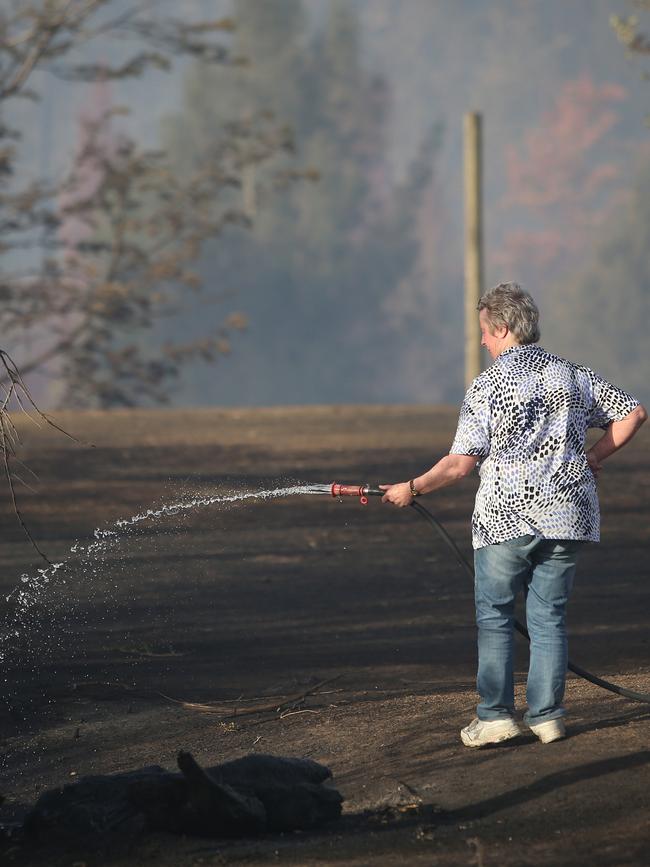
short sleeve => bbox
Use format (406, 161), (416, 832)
(450, 378), (491, 458)
(586, 371), (640, 430)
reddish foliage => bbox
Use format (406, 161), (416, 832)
(494, 76), (627, 276)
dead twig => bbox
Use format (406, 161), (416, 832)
(158, 675), (342, 719)
(0, 350), (88, 446)
(279, 708), (321, 719)
(0, 349), (89, 563)
(0, 403), (50, 564)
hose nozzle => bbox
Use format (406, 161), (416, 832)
(330, 483), (383, 505)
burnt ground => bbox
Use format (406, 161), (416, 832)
(1, 405), (649, 866)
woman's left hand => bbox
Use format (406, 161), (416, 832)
(586, 449), (602, 479)
(379, 482), (413, 507)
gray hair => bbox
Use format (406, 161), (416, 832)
(478, 282), (540, 344)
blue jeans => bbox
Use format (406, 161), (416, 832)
(473, 534), (583, 725)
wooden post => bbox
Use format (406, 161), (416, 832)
(464, 112), (484, 387)
(242, 163), (257, 219)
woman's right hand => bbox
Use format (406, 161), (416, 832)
(379, 482), (413, 507)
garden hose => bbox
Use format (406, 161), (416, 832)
(322, 482), (650, 705)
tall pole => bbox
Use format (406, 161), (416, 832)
(242, 163), (257, 219)
(463, 112), (484, 387)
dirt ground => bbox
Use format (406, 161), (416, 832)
(1, 405), (649, 866)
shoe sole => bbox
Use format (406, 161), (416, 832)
(531, 730), (565, 744)
(528, 722), (566, 744)
(460, 728), (522, 748)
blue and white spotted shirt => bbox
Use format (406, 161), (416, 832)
(449, 344), (640, 549)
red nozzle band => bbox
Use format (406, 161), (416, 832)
(330, 483), (369, 505)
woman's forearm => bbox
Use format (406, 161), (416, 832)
(588, 405), (647, 463)
(414, 454), (478, 494)
(380, 453), (479, 507)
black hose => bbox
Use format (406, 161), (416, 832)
(408, 499), (650, 705)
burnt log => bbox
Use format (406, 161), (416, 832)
(176, 751), (267, 836)
(202, 753), (343, 833)
(23, 753), (342, 844)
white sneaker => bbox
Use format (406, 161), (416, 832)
(528, 718), (566, 743)
(460, 717), (522, 748)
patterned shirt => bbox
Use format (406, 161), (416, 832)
(449, 344), (640, 549)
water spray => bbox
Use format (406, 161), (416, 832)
(4, 479), (649, 708)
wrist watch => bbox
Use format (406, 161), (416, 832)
(409, 479), (420, 497)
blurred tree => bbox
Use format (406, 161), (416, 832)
(0, 0), (305, 407)
(162, 0), (444, 405)
(611, 0), (650, 123)
(0, 0), (309, 558)
(545, 149), (650, 396)
(41, 101), (295, 408)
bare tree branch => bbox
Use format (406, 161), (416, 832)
(0, 349), (87, 562)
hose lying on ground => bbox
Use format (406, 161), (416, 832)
(320, 483), (650, 705)
(409, 497), (650, 705)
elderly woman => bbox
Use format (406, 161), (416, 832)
(381, 282), (647, 747)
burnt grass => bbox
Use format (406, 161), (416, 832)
(1, 405), (649, 866)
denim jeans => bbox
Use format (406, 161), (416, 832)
(473, 534), (583, 725)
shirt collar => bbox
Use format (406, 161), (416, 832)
(497, 343), (539, 360)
